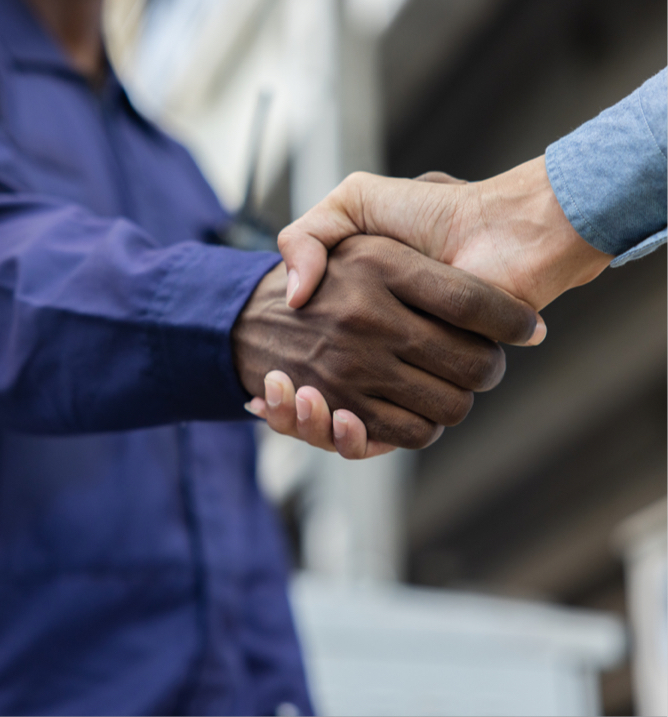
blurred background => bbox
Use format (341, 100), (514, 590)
(104, 1), (667, 714)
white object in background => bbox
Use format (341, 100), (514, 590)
(290, 575), (626, 717)
(301, 450), (413, 582)
(287, 0), (343, 218)
(614, 499), (668, 717)
(256, 424), (318, 504)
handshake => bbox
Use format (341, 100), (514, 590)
(233, 157), (613, 458)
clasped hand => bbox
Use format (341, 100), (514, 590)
(235, 156), (612, 458)
(233, 234), (539, 455)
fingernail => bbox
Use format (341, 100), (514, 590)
(333, 411), (348, 440)
(264, 378), (283, 407)
(526, 316), (547, 346)
(244, 401), (261, 416)
(286, 269), (300, 307)
(296, 395), (312, 422)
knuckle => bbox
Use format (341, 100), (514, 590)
(439, 389), (474, 427)
(276, 227), (294, 253)
(338, 172), (371, 210)
(507, 309), (536, 345)
(338, 441), (365, 461)
(445, 278), (482, 326)
(345, 170), (370, 188)
(399, 415), (440, 450)
(402, 328), (425, 359)
(463, 344), (506, 391)
(335, 292), (373, 332)
(346, 234), (385, 268)
(372, 241), (413, 288)
(364, 409), (436, 450)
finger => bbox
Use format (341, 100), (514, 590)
(332, 409), (397, 460)
(293, 387), (397, 459)
(295, 386), (336, 452)
(523, 314), (547, 346)
(262, 370), (299, 437)
(378, 361), (475, 428)
(355, 397), (444, 450)
(395, 309), (506, 392)
(332, 409), (368, 459)
(365, 441), (399, 458)
(424, 424), (445, 446)
(414, 171), (467, 185)
(244, 396), (268, 420)
(380, 241), (543, 346)
(278, 182), (363, 308)
(245, 387), (398, 459)
(279, 230), (329, 309)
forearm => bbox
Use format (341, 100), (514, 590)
(452, 71), (667, 308)
(450, 156), (613, 310)
(0, 194), (279, 434)
(278, 70), (667, 317)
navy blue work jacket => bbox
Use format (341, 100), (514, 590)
(0, 1), (312, 714)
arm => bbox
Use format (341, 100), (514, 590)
(279, 69), (666, 312)
(0, 191), (539, 444)
(0, 191), (280, 433)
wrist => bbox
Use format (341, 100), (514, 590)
(455, 156), (613, 310)
(232, 262), (288, 396)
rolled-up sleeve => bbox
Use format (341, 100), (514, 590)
(545, 69), (667, 266)
(0, 193), (280, 434)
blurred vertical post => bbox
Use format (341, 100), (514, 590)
(288, 0), (387, 214)
(288, 0), (410, 583)
(614, 500), (668, 716)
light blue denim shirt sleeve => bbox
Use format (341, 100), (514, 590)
(545, 69), (667, 268)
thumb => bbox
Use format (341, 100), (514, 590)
(278, 176), (367, 307)
(277, 224), (331, 308)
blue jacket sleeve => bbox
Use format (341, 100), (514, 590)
(545, 69), (667, 266)
(0, 192), (280, 434)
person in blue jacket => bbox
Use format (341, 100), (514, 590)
(0, 1), (542, 714)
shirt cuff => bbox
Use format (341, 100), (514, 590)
(609, 228), (667, 268)
(152, 242), (281, 422)
(545, 69), (667, 259)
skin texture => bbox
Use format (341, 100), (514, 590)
(251, 158), (614, 458)
(233, 235), (540, 450)
(24, 0), (104, 80)
(279, 157), (612, 313)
